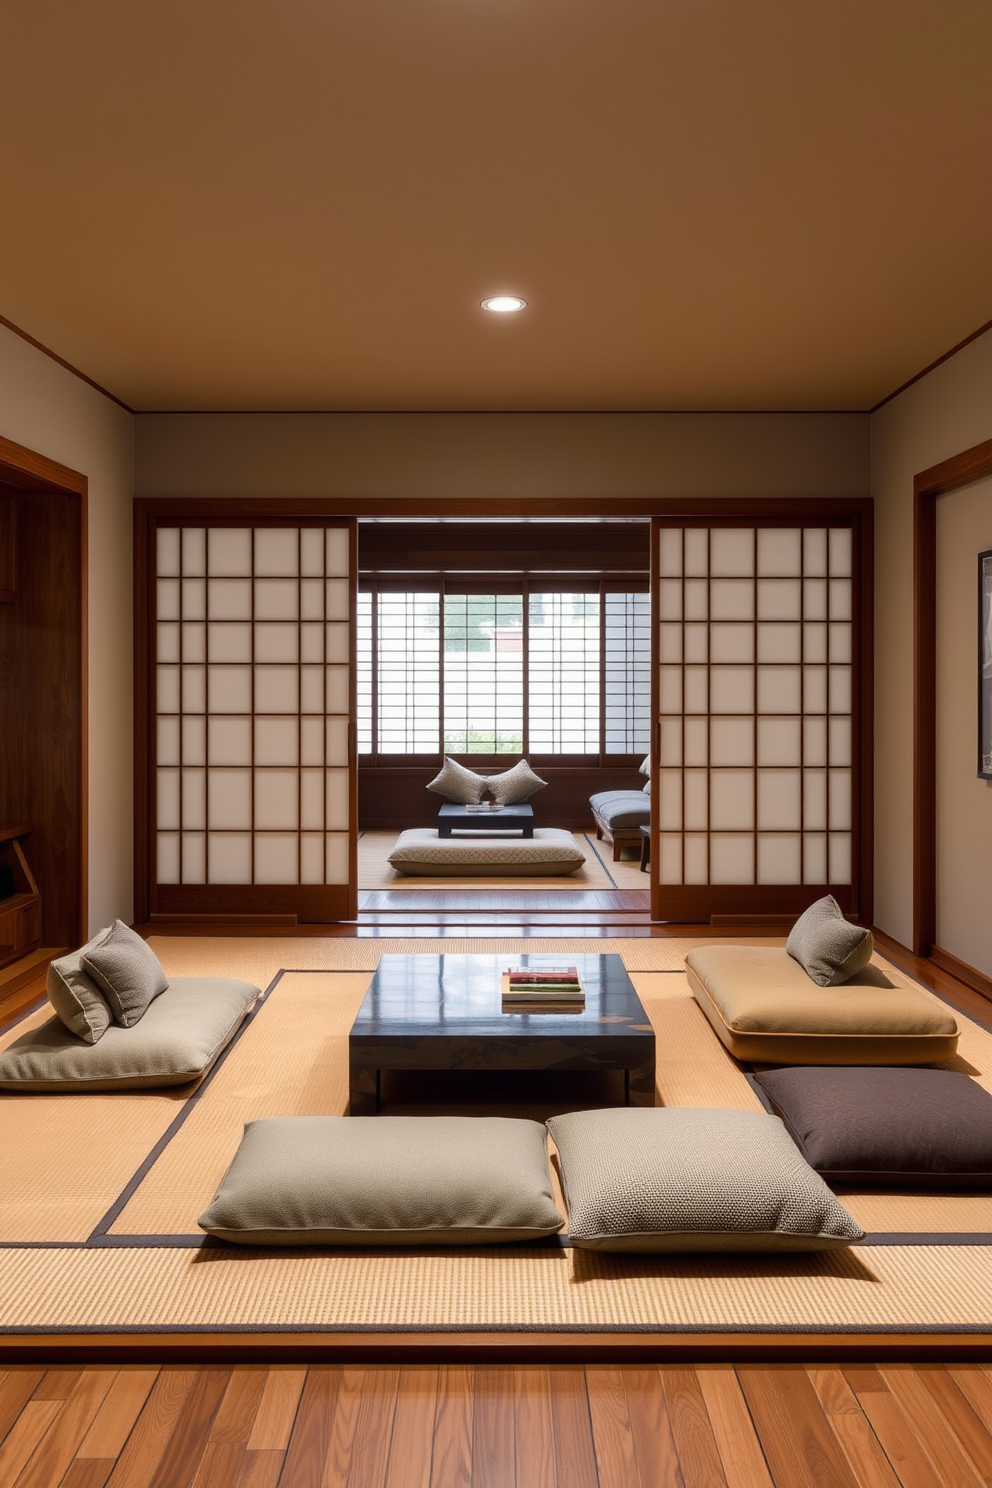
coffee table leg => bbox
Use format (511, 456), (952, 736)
(626, 1059), (656, 1107)
(350, 1065), (380, 1115)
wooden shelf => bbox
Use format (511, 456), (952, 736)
(0, 827), (41, 970)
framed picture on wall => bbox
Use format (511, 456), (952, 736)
(981, 550), (992, 779)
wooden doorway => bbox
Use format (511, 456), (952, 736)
(0, 433), (87, 952)
(914, 435), (992, 990)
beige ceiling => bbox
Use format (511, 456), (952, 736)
(2, 0), (992, 411)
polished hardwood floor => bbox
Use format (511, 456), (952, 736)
(5, 1361), (992, 1487)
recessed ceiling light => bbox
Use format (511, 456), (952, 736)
(480, 295), (527, 313)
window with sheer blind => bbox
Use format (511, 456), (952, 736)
(357, 584), (649, 760)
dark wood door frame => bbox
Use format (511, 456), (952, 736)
(138, 495), (872, 926)
(914, 435), (992, 959)
(0, 432), (88, 947)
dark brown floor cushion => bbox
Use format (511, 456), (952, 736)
(546, 1107), (863, 1252)
(199, 1116), (565, 1245)
(753, 1067), (992, 1187)
(685, 946), (959, 1065)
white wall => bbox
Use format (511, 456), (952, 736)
(872, 328), (992, 954)
(0, 324), (134, 933)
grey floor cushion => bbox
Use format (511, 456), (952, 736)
(547, 1107), (864, 1252)
(198, 1115), (565, 1245)
(0, 977), (259, 1091)
(387, 828), (586, 876)
(754, 1066), (992, 1187)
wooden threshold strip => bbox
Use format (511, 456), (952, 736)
(5, 1330), (992, 1364)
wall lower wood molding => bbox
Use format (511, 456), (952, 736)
(930, 944), (992, 1003)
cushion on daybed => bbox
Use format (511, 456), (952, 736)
(685, 945), (958, 1065)
(547, 1107), (863, 1252)
(425, 757), (487, 804)
(198, 1115), (565, 1245)
(589, 791), (651, 830)
(0, 976), (259, 1091)
(82, 919), (169, 1026)
(753, 1067), (992, 1187)
(388, 828), (585, 876)
(47, 929), (114, 1044)
(787, 895), (874, 986)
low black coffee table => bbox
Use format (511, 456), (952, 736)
(437, 802), (534, 836)
(348, 953), (655, 1115)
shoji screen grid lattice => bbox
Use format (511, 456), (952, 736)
(656, 526), (855, 890)
(154, 525), (351, 889)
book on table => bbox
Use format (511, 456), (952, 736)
(501, 965), (585, 1003)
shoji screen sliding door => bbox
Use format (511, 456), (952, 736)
(650, 516), (871, 923)
(136, 514), (357, 924)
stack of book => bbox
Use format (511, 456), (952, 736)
(501, 965), (585, 1009)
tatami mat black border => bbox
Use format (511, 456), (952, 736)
(85, 968), (288, 1243)
(581, 834), (620, 888)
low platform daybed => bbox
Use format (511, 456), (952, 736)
(686, 896), (959, 1065)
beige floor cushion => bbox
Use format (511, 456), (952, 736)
(685, 946), (958, 1064)
(387, 827), (586, 876)
(0, 976), (260, 1091)
(199, 1115), (565, 1245)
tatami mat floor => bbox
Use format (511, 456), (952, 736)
(4, 937), (992, 1342)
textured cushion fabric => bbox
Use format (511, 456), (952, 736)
(0, 977), (259, 1091)
(754, 1067), (992, 1187)
(589, 791), (651, 830)
(787, 895), (874, 986)
(388, 828), (586, 876)
(547, 1107), (863, 1253)
(685, 946), (959, 1065)
(46, 929), (113, 1044)
(82, 919), (169, 1027)
(425, 757), (487, 804)
(198, 1116), (565, 1245)
(484, 759), (547, 805)
(639, 755), (651, 777)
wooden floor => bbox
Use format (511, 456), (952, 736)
(5, 1361), (992, 1487)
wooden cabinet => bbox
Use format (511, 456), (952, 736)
(0, 826), (41, 969)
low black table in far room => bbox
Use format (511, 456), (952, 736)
(348, 953), (656, 1115)
(436, 802), (534, 836)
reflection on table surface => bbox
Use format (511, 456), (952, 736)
(354, 953), (646, 1035)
